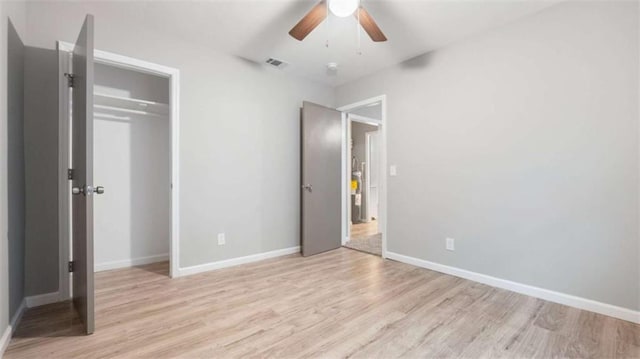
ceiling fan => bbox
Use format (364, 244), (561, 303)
(289, 0), (387, 42)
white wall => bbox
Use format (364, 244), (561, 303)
(0, 0), (26, 347)
(337, 1), (639, 311)
(25, 1), (334, 271)
(93, 64), (170, 270)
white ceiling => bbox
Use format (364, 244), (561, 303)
(148, 0), (562, 86)
(48, 0), (562, 87)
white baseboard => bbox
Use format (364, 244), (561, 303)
(10, 299), (26, 332)
(95, 253), (169, 272)
(25, 291), (61, 308)
(386, 251), (640, 324)
(1, 298), (26, 357)
(177, 246), (300, 277)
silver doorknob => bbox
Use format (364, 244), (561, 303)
(301, 184), (313, 192)
(71, 185), (104, 196)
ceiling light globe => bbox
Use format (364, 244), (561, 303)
(329, 0), (359, 18)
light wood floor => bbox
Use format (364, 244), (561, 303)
(5, 248), (639, 358)
(350, 220), (379, 240)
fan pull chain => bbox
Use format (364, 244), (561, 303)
(326, 0), (330, 48)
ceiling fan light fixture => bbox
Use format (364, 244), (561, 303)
(289, 0), (385, 42)
(329, 0), (359, 18)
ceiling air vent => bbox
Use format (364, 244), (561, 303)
(265, 58), (289, 69)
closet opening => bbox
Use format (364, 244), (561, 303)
(93, 63), (172, 276)
(58, 44), (180, 299)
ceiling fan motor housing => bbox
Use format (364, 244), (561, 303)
(289, 0), (386, 42)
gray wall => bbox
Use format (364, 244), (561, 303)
(24, 1), (334, 271)
(7, 19), (25, 322)
(336, 1), (639, 311)
(0, 0), (27, 335)
(23, 46), (58, 296)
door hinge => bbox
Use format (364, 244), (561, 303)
(67, 168), (74, 180)
(64, 73), (75, 88)
(68, 261), (75, 273)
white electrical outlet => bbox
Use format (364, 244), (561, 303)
(390, 165), (397, 176)
(217, 233), (226, 245)
(446, 238), (455, 251)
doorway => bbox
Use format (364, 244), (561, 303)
(58, 42), (181, 305)
(92, 62), (171, 275)
(338, 96), (387, 258)
(345, 118), (381, 255)
(299, 99), (386, 258)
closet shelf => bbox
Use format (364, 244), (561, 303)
(94, 104), (167, 119)
(94, 93), (169, 117)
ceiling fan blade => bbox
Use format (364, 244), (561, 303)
(356, 6), (387, 42)
(289, 1), (327, 41)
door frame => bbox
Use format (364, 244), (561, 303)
(337, 95), (387, 258)
(58, 42), (181, 296)
(365, 130), (378, 223)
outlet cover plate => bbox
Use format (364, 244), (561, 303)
(446, 238), (455, 251)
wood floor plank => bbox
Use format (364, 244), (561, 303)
(350, 221), (379, 240)
(5, 248), (639, 358)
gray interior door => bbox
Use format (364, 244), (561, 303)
(71, 14), (95, 335)
(301, 101), (342, 256)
